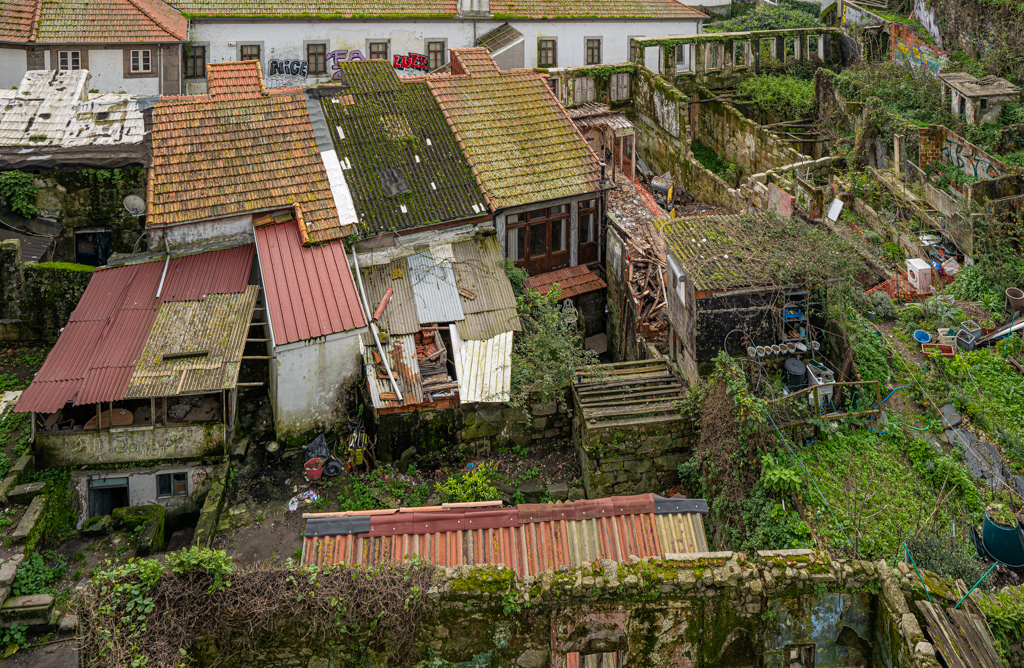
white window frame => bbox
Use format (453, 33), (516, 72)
(585, 37), (602, 66)
(130, 49), (151, 73)
(668, 255), (686, 306)
(58, 51), (81, 71)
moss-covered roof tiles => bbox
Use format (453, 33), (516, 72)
(2, 0), (187, 44)
(167, 0), (456, 18)
(149, 61), (346, 243)
(322, 61), (487, 237)
(427, 49), (602, 210)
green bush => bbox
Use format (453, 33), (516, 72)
(736, 75), (815, 120)
(905, 531), (991, 590)
(502, 259), (529, 297)
(760, 453), (803, 495)
(436, 463), (500, 504)
(0, 171), (38, 219)
(707, 3), (822, 32)
(690, 139), (738, 184)
(166, 547), (234, 593)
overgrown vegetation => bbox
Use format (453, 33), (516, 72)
(690, 139), (738, 185)
(436, 462), (500, 503)
(509, 286), (599, 411)
(79, 558), (436, 667)
(0, 171), (38, 219)
(706, 0), (823, 32)
(736, 74), (815, 121)
(11, 552), (67, 597)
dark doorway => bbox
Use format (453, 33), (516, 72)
(75, 228), (112, 266)
(89, 477), (129, 517)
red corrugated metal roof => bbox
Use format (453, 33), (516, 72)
(301, 494), (709, 576)
(255, 221), (366, 346)
(15, 245), (255, 414)
(524, 265), (607, 301)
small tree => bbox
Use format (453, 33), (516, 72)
(508, 286), (599, 411)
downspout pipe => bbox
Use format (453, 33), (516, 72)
(155, 237), (170, 299)
(351, 249), (403, 403)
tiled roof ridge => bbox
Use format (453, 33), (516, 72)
(672, 0), (708, 17)
(126, 0), (188, 40)
(28, 0), (42, 42)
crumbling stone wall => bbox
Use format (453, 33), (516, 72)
(196, 549), (944, 668)
(572, 411), (689, 498)
(0, 239), (93, 342)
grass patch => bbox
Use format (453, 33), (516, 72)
(690, 139), (738, 184)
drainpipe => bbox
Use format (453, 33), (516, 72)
(156, 237), (170, 298)
(351, 249), (403, 403)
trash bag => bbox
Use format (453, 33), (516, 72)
(304, 434), (330, 462)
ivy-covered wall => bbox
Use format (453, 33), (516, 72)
(33, 168), (147, 262)
(186, 549), (944, 668)
(0, 239), (92, 342)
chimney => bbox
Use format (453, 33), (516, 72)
(459, 0), (491, 17)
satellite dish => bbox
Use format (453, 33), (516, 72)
(123, 194), (146, 217)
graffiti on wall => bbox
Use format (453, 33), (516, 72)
(891, 23), (947, 73)
(327, 49), (366, 79)
(942, 134), (1002, 179)
(269, 59), (308, 78)
(392, 53), (429, 71)
(912, 0), (943, 47)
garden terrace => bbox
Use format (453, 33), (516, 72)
(632, 27), (843, 93)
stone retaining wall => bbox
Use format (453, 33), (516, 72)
(195, 549), (948, 668)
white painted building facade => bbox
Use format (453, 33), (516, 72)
(185, 18), (703, 91)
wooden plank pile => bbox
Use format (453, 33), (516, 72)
(916, 600), (1002, 668)
(416, 326), (457, 399)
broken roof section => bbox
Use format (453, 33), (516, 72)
(254, 220), (366, 347)
(360, 231), (519, 410)
(426, 49), (604, 210)
(15, 244), (256, 414)
(0, 70), (147, 170)
(321, 61), (487, 238)
(476, 22), (525, 57)
(0, 0), (187, 43)
(568, 102), (635, 136)
(301, 494), (710, 575)
(938, 72), (1022, 99)
(149, 61), (354, 242)
(662, 212), (860, 296)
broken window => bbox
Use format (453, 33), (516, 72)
(574, 76), (596, 103)
(369, 41), (389, 60)
(240, 44), (260, 61)
(75, 228), (112, 267)
(307, 43), (327, 74)
(157, 472), (188, 498)
(586, 38), (602, 65)
(380, 168), (411, 196)
(185, 45), (206, 78)
(706, 43), (720, 70)
(427, 41), (446, 70)
(629, 37), (641, 63)
(808, 35), (819, 59)
(539, 39), (557, 67)
(58, 51), (81, 71)
(579, 199), (598, 264)
(130, 49), (151, 73)
(675, 44), (691, 72)
(981, 98), (988, 110)
(734, 41), (746, 67)
(610, 73), (630, 101)
(546, 77), (559, 98)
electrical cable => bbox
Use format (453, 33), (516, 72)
(763, 407), (860, 558)
(874, 385), (910, 410)
(723, 329), (748, 356)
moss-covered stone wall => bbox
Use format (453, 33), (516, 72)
(0, 239), (92, 342)
(192, 549), (949, 668)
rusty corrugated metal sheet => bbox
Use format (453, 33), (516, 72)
(256, 222), (366, 347)
(407, 246), (465, 325)
(16, 245), (259, 414)
(301, 494), (709, 577)
(453, 330), (512, 404)
(362, 258), (419, 336)
(450, 235), (516, 315)
(457, 308), (521, 341)
(361, 333), (422, 410)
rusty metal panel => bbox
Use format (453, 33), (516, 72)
(362, 257), (419, 336)
(362, 333), (422, 410)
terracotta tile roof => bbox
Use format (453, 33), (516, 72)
(301, 494), (710, 576)
(168, 0), (457, 18)
(255, 221), (366, 346)
(0, 0), (36, 42)
(491, 0), (706, 18)
(427, 49), (603, 210)
(524, 265), (607, 300)
(149, 62), (346, 243)
(16, 245), (255, 414)
(3, 0), (187, 43)
(321, 61), (487, 237)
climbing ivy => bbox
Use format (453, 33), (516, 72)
(0, 171), (38, 219)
